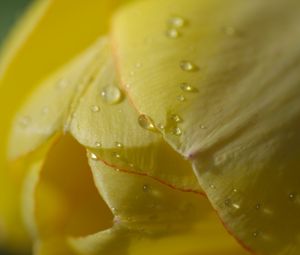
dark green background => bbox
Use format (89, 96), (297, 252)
(0, 0), (32, 46)
(0, 1), (32, 255)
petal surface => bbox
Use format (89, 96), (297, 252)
(112, 0), (300, 254)
(70, 159), (249, 255)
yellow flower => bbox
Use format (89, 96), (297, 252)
(1, 0), (300, 255)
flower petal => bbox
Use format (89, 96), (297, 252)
(69, 39), (201, 193)
(8, 38), (107, 160)
(112, 0), (300, 254)
(1, 0), (124, 249)
(22, 134), (114, 254)
(70, 159), (248, 255)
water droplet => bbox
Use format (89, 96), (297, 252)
(233, 188), (238, 193)
(172, 127), (182, 136)
(166, 28), (180, 38)
(209, 184), (216, 189)
(200, 125), (207, 129)
(168, 16), (186, 27)
(112, 152), (121, 159)
(19, 116), (31, 127)
(252, 231), (259, 238)
(95, 142), (102, 148)
(180, 83), (198, 92)
(255, 203), (261, 210)
(115, 142), (123, 148)
(138, 114), (157, 132)
(136, 62), (142, 68)
(232, 203), (240, 209)
(143, 185), (149, 192)
(157, 123), (165, 131)
(170, 114), (182, 123)
(101, 86), (122, 104)
(288, 192), (296, 200)
(177, 95), (186, 102)
(91, 105), (100, 112)
(180, 61), (198, 72)
(89, 152), (98, 161)
(111, 207), (118, 214)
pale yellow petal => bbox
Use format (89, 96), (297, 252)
(112, 0), (300, 254)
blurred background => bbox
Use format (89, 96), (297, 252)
(0, 1), (32, 254)
(0, 0), (31, 46)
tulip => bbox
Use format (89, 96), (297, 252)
(1, 0), (300, 255)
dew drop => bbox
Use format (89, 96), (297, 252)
(101, 86), (122, 104)
(209, 184), (216, 189)
(143, 185), (149, 192)
(168, 16), (186, 27)
(177, 95), (186, 102)
(115, 142), (123, 148)
(233, 188), (238, 193)
(180, 83), (198, 92)
(172, 127), (182, 136)
(232, 203), (240, 209)
(111, 207), (118, 214)
(89, 152), (98, 161)
(252, 231), (259, 238)
(112, 152), (121, 159)
(90, 105), (100, 112)
(288, 192), (296, 200)
(200, 125), (207, 129)
(170, 114), (182, 123)
(180, 61), (198, 72)
(95, 142), (102, 148)
(166, 28), (180, 39)
(138, 114), (157, 132)
(255, 203), (261, 210)
(157, 123), (166, 131)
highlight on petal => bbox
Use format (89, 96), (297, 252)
(112, 0), (300, 254)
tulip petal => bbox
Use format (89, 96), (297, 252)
(69, 40), (201, 193)
(8, 38), (108, 160)
(1, 0), (125, 249)
(112, 0), (300, 254)
(22, 134), (114, 254)
(70, 159), (248, 255)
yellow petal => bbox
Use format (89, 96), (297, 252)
(8, 38), (108, 160)
(23, 134), (113, 254)
(70, 160), (248, 255)
(112, 0), (300, 254)
(1, 0), (124, 249)
(69, 39), (201, 193)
